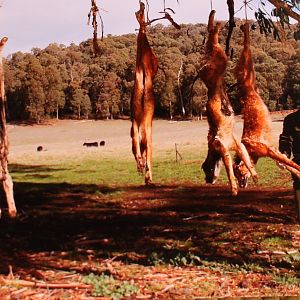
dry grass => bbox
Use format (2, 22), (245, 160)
(8, 116), (286, 163)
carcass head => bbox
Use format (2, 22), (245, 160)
(233, 162), (250, 188)
(202, 157), (222, 185)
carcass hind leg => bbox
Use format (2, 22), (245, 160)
(131, 122), (144, 174)
(269, 149), (300, 179)
(234, 139), (258, 183)
(144, 123), (153, 185)
(243, 138), (300, 179)
(214, 139), (238, 196)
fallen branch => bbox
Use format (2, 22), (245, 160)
(158, 283), (175, 294)
(1, 278), (91, 290)
(257, 249), (299, 255)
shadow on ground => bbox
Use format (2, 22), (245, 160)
(0, 163), (298, 277)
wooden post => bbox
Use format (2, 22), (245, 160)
(0, 37), (16, 218)
(175, 143), (182, 163)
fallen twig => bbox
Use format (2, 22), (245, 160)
(1, 278), (91, 290)
(158, 283), (175, 294)
(257, 250), (299, 255)
(10, 287), (28, 296)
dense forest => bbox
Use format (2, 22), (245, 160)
(3, 20), (300, 122)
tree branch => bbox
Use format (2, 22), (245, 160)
(1, 278), (91, 290)
(267, 0), (300, 22)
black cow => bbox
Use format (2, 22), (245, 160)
(83, 142), (98, 147)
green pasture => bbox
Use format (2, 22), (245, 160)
(9, 150), (292, 189)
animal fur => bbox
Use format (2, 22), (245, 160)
(200, 11), (257, 196)
(234, 23), (300, 187)
(130, 2), (158, 185)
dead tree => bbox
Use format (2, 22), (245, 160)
(0, 37), (16, 218)
(233, 22), (300, 187)
(199, 11), (257, 196)
(130, 2), (159, 185)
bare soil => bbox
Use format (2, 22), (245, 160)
(7, 115), (286, 160)
(1, 114), (299, 299)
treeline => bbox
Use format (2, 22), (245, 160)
(4, 21), (300, 123)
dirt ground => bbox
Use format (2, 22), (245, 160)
(7, 113), (286, 160)
(1, 113), (300, 299)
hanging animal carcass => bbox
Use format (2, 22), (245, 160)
(130, 2), (159, 185)
(233, 22), (300, 187)
(199, 11), (257, 196)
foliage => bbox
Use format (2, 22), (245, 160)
(82, 273), (139, 299)
(260, 236), (292, 250)
(148, 251), (202, 266)
(272, 274), (300, 286)
(4, 20), (300, 123)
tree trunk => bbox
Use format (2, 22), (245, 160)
(177, 59), (185, 116)
(169, 100), (173, 120)
(0, 37), (16, 218)
(56, 103), (59, 120)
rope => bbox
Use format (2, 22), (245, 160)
(210, 0), (213, 11)
(145, 0), (150, 23)
(244, 0), (248, 21)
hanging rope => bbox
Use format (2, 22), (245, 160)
(210, 0), (213, 11)
(225, 0), (236, 57)
(143, 0), (151, 24)
(244, 0), (248, 21)
(88, 0), (104, 56)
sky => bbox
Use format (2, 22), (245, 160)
(0, 0), (261, 56)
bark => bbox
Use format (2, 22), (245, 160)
(0, 37), (16, 218)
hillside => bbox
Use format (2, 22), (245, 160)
(4, 21), (300, 123)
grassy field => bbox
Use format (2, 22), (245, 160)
(7, 118), (293, 188)
(10, 151), (292, 188)
(1, 118), (299, 299)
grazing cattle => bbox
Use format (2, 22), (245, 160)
(99, 140), (105, 146)
(199, 11), (257, 196)
(233, 23), (300, 187)
(130, 2), (158, 185)
(83, 142), (98, 147)
(0, 37), (16, 217)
